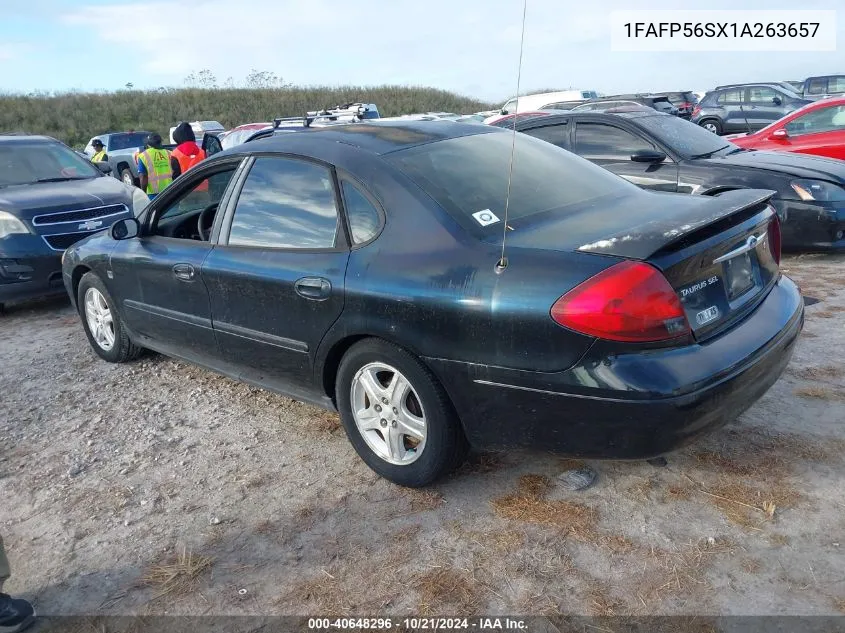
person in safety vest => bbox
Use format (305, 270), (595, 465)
(136, 134), (173, 199)
(90, 139), (108, 163)
(171, 122), (206, 179)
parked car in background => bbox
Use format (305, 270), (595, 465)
(62, 120), (802, 487)
(490, 110), (845, 251)
(573, 95), (678, 116)
(84, 131), (151, 187)
(169, 121), (225, 145)
(219, 123), (273, 150)
(692, 83), (812, 135)
(1, 134), (147, 309)
(727, 96), (845, 161)
(801, 74), (845, 99)
(651, 91), (699, 118)
(497, 90), (599, 115)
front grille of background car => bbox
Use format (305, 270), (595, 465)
(31, 204), (128, 226)
(42, 233), (94, 251)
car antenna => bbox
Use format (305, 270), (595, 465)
(496, 0), (528, 275)
(739, 103), (752, 135)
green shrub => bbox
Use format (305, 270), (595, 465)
(0, 86), (495, 148)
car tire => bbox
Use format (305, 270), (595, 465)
(77, 271), (142, 363)
(120, 168), (135, 187)
(700, 119), (723, 135)
(336, 338), (468, 487)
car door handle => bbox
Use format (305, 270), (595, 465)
(294, 277), (331, 301)
(172, 263), (195, 281)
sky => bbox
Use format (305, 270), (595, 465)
(0, 0), (841, 103)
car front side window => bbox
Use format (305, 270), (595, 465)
(151, 167), (238, 240)
(785, 105), (845, 136)
(227, 157), (339, 250)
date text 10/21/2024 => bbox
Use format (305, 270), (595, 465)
(307, 618), (528, 630)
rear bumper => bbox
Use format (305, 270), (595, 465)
(774, 199), (845, 251)
(0, 235), (65, 304)
(426, 274), (804, 458)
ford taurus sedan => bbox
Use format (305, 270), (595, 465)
(62, 121), (804, 487)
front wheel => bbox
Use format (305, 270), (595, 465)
(77, 272), (142, 363)
(336, 339), (468, 487)
(700, 119), (723, 134)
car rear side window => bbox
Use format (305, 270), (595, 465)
(574, 123), (653, 159)
(806, 78), (827, 95)
(387, 131), (634, 237)
(523, 124), (570, 148)
(227, 157), (339, 249)
(341, 180), (381, 244)
(717, 89), (743, 104)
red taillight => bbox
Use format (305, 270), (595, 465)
(692, 105), (702, 117)
(551, 261), (690, 343)
(767, 213), (782, 265)
(681, 101), (692, 108)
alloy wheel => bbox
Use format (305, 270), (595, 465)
(703, 122), (718, 133)
(350, 362), (427, 465)
(84, 287), (115, 351)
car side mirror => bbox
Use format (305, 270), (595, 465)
(772, 96), (782, 106)
(770, 128), (789, 140)
(631, 149), (667, 163)
(96, 161), (112, 174)
(501, 108), (509, 115)
(110, 217), (140, 240)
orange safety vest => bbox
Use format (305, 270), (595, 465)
(172, 146), (208, 191)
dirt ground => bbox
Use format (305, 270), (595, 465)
(1, 253), (844, 619)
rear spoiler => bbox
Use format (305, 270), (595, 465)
(577, 189), (775, 259)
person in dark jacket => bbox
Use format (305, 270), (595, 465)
(0, 535), (35, 632)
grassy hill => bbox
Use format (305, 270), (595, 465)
(0, 86), (496, 149)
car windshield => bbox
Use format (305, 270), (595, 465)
(638, 114), (739, 158)
(108, 133), (149, 151)
(222, 127), (271, 150)
(387, 131), (637, 237)
(0, 140), (100, 187)
(774, 83), (803, 98)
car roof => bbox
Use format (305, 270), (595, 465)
(0, 134), (57, 144)
(232, 120), (500, 156)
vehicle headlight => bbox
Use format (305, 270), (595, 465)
(131, 186), (150, 217)
(790, 179), (845, 202)
(0, 211), (30, 239)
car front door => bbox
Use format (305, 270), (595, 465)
(202, 156), (349, 398)
(783, 103), (845, 160)
(745, 87), (785, 130)
(571, 120), (679, 192)
(109, 161), (243, 364)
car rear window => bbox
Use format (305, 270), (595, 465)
(386, 131), (635, 237)
(108, 133), (149, 151)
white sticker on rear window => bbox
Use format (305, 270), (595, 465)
(472, 209), (500, 226)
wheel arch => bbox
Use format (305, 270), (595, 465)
(70, 264), (92, 310)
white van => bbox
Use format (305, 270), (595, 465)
(169, 120), (225, 144)
(498, 90), (600, 115)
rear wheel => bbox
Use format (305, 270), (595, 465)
(120, 168), (135, 187)
(77, 272), (142, 363)
(700, 119), (722, 134)
(336, 339), (468, 487)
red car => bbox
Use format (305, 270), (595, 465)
(729, 96), (845, 160)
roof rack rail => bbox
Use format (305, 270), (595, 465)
(271, 102), (380, 131)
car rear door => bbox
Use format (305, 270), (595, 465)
(570, 119), (679, 192)
(202, 155), (349, 397)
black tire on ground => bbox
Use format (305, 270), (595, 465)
(336, 338), (469, 487)
(120, 168), (135, 187)
(699, 118), (723, 135)
(77, 271), (143, 363)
